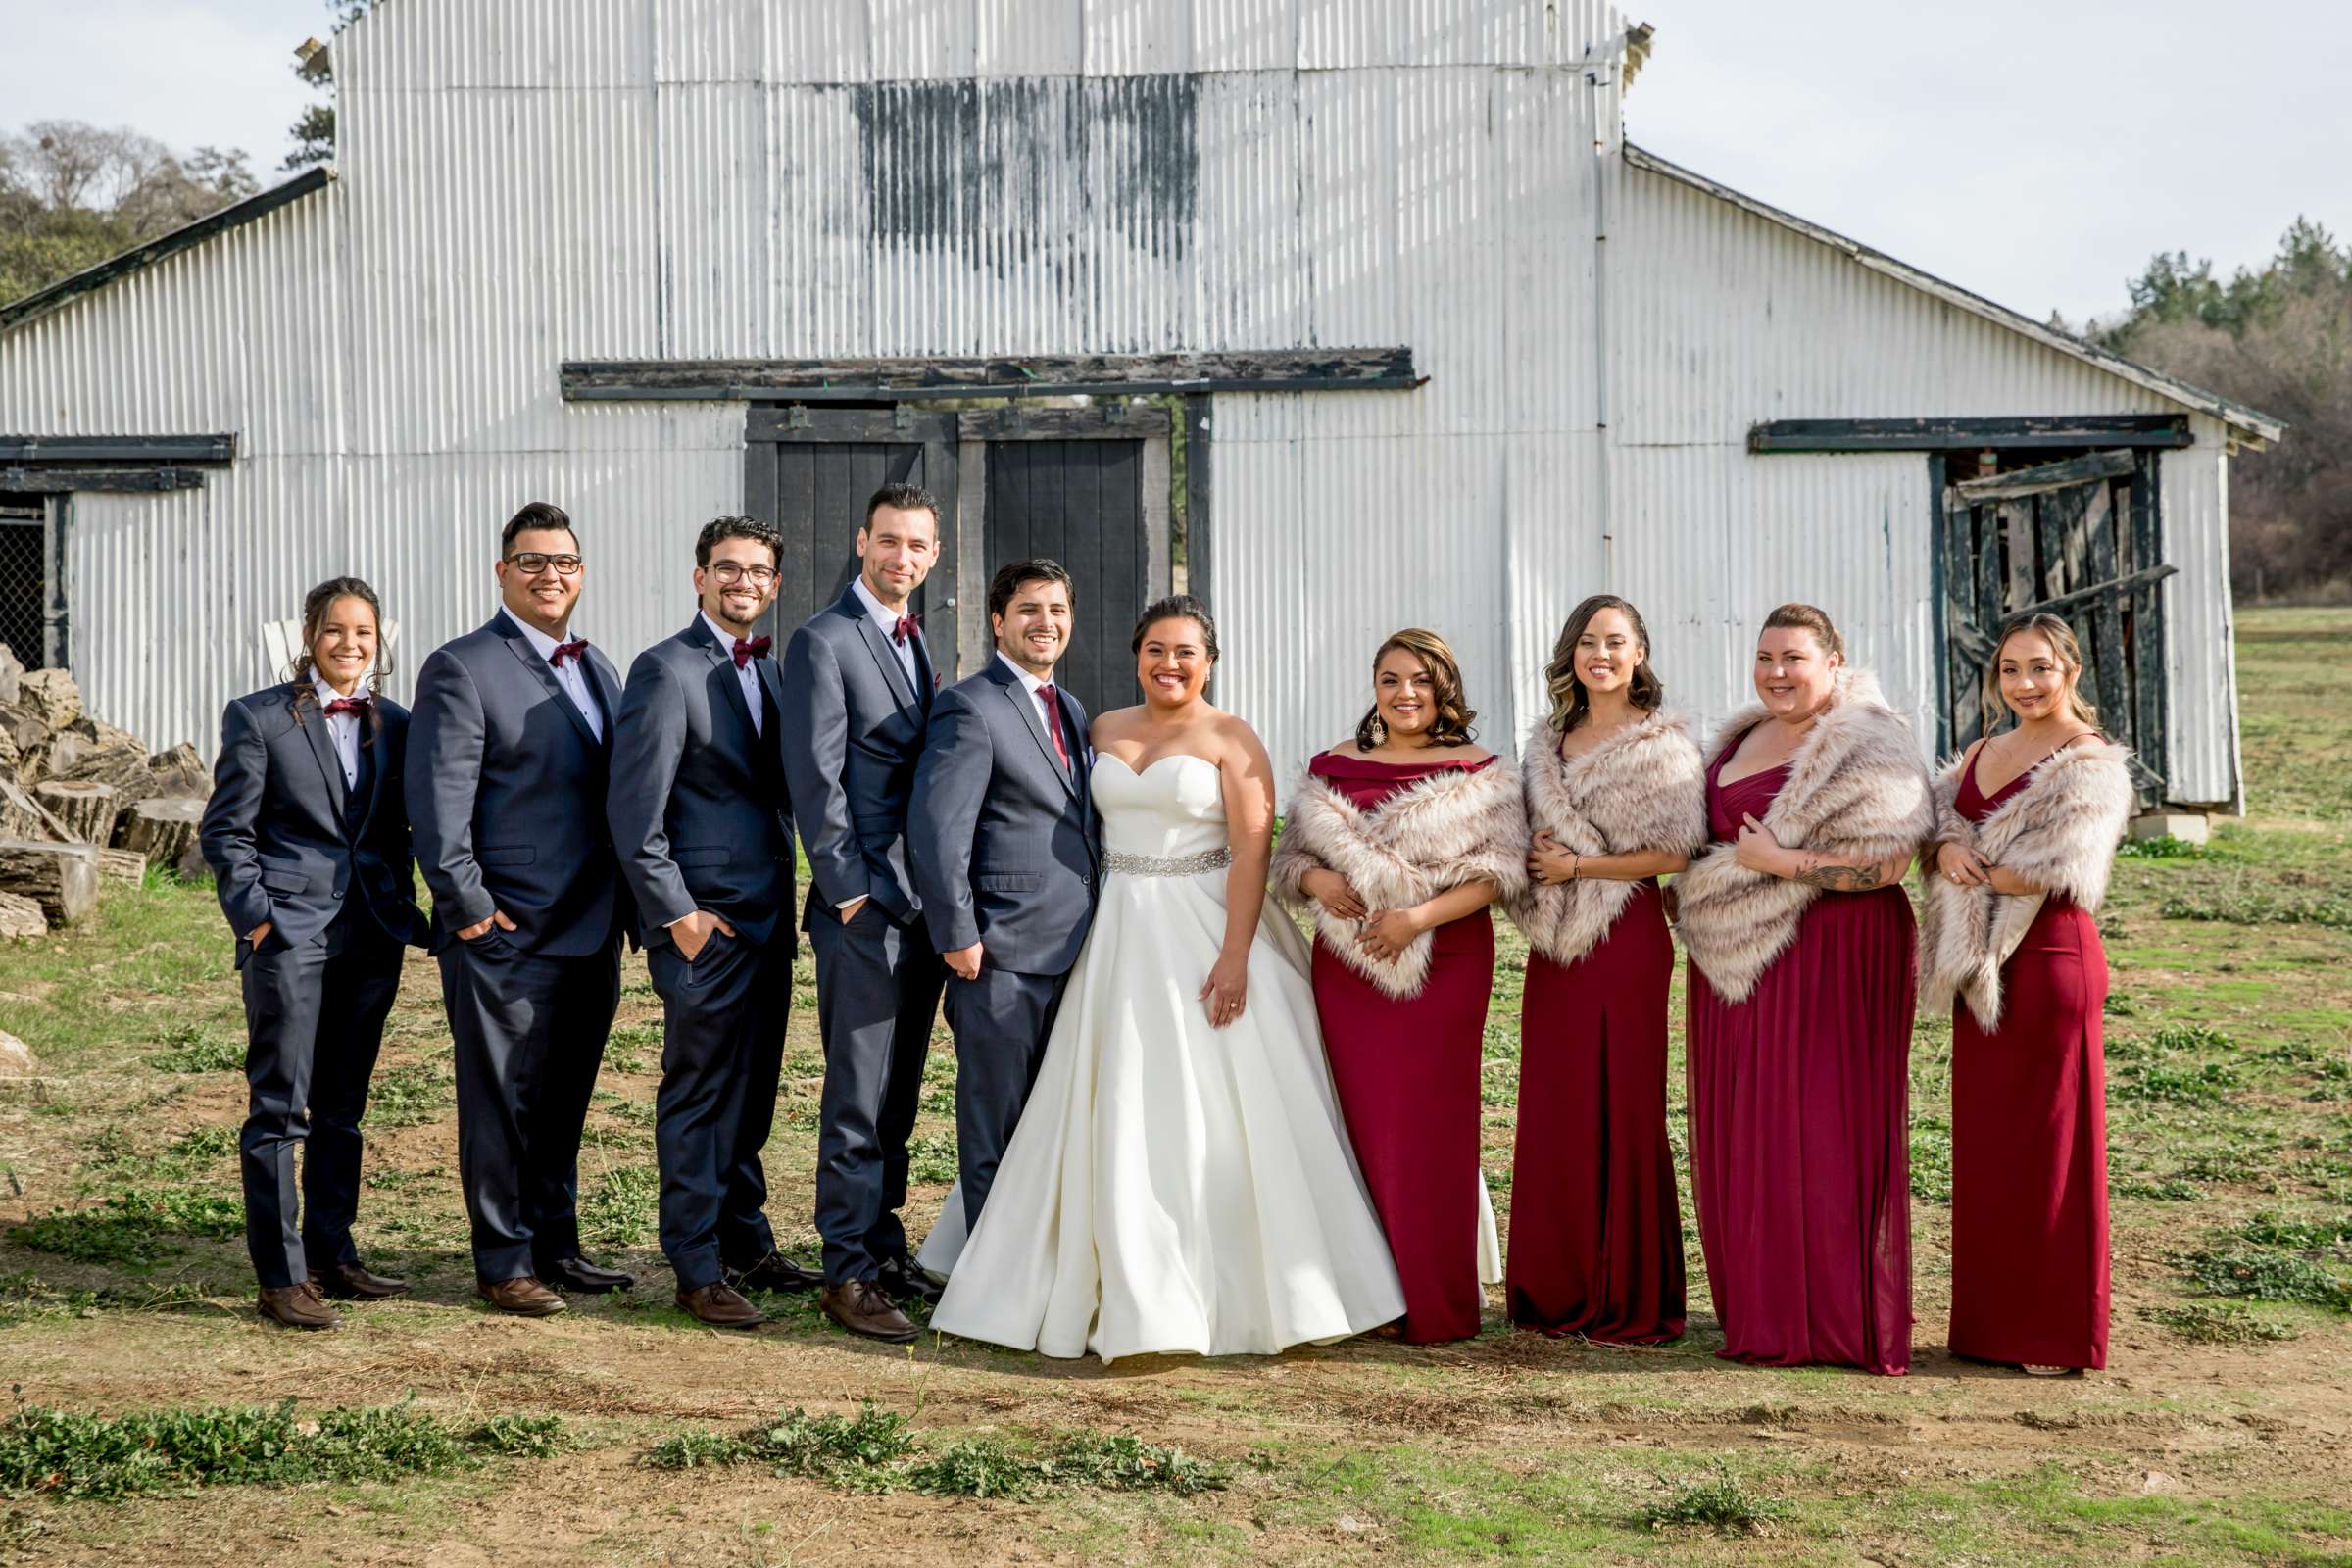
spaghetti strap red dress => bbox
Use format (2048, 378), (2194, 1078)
(1947, 750), (2112, 1370)
(1684, 740), (1917, 1375)
(1308, 752), (1497, 1346)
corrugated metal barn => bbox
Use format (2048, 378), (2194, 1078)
(0, 0), (2283, 809)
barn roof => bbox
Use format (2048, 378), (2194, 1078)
(1623, 142), (2286, 447)
(0, 166), (335, 335)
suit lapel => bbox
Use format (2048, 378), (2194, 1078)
(854, 609), (920, 713)
(997, 668), (1078, 800)
(689, 619), (760, 741)
(500, 622), (604, 752)
(293, 687), (350, 821)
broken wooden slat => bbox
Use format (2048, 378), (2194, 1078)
(2079, 485), (2132, 748)
(2129, 456), (2167, 797)
(1746, 415), (2192, 454)
(1951, 448), (2135, 503)
(564, 348), (1420, 403)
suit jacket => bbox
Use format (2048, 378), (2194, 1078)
(607, 616), (797, 949)
(406, 612), (632, 956)
(198, 682), (431, 954)
(907, 657), (1101, 976)
(780, 582), (938, 927)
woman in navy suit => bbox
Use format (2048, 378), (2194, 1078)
(199, 576), (430, 1329)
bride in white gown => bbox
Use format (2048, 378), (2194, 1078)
(928, 598), (1406, 1362)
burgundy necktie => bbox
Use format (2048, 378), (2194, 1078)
(324, 696), (370, 716)
(1036, 683), (1072, 770)
(893, 615), (919, 647)
(731, 635), (771, 669)
(549, 638), (589, 666)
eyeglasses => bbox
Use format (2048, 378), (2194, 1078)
(705, 562), (779, 586)
(505, 552), (583, 576)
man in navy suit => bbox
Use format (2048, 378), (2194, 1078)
(909, 559), (1101, 1242)
(607, 515), (810, 1328)
(200, 577), (431, 1329)
(408, 502), (635, 1317)
(780, 482), (949, 1344)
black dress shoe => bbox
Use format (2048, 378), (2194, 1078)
(726, 1250), (823, 1295)
(543, 1255), (635, 1294)
(878, 1255), (944, 1305)
(310, 1260), (413, 1300)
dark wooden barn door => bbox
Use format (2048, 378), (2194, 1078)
(984, 437), (1146, 721)
(1935, 448), (2171, 799)
(744, 408), (958, 656)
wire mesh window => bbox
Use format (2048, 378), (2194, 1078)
(0, 505), (46, 669)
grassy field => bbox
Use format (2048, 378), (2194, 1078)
(1, 606), (2347, 1565)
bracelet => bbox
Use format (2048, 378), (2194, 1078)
(1570, 853), (1582, 881)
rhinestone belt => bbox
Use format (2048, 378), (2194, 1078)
(1102, 846), (1234, 878)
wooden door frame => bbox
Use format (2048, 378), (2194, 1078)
(953, 403), (1177, 676)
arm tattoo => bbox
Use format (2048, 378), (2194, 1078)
(1794, 856), (1882, 891)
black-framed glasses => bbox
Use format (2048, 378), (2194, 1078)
(505, 552), (583, 576)
(706, 561), (779, 586)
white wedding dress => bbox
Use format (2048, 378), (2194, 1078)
(927, 753), (1407, 1362)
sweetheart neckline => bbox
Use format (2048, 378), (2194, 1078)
(1096, 752), (1219, 779)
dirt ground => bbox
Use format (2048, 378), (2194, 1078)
(2, 607), (2347, 1565)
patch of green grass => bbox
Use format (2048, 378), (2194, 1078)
(579, 1162), (659, 1249)
(1636, 1462), (1790, 1536)
(7, 1189), (244, 1266)
(2117, 834), (2204, 859)
(906, 1437), (1039, 1498)
(147, 1024), (243, 1074)
(2137, 1301), (2299, 1345)
(363, 1061), (453, 1129)
(1909, 1114), (1953, 1203)
(2114, 1174), (2205, 1200)
(0, 1397), (572, 1500)
(906, 1134), (957, 1185)
(2180, 1243), (2351, 1312)
(2159, 891), (2352, 929)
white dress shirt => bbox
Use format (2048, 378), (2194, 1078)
(499, 603), (603, 741)
(701, 610), (763, 737)
(312, 673), (364, 789)
(996, 650), (1070, 767)
(852, 573), (921, 692)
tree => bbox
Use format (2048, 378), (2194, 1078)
(0, 122), (259, 306)
(283, 1), (390, 171)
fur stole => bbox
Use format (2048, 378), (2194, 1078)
(1918, 737), (2133, 1030)
(1503, 710), (1707, 966)
(1674, 667), (1934, 1004)
(1271, 753), (1529, 1000)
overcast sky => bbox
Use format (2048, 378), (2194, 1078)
(5, 0), (2345, 326)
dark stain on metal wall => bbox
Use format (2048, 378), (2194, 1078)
(851, 75), (1199, 272)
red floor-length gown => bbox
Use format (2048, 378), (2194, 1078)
(1685, 742), (1916, 1375)
(1308, 753), (1497, 1346)
(1947, 750), (2111, 1370)
(1506, 879), (1686, 1342)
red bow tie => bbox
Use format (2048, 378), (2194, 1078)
(893, 615), (920, 647)
(731, 635), (771, 668)
(549, 638), (589, 666)
(323, 695), (370, 716)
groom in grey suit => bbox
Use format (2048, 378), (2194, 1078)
(781, 482), (951, 1344)
(608, 515), (809, 1330)
(909, 559), (1102, 1241)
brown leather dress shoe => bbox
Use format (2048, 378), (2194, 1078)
(311, 1260), (412, 1300)
(258, 1281), (341, 1330)
(676, 1281), (767, 1328)
(819, 1279), (917, 1344)
(477, 1275), (567, 1317)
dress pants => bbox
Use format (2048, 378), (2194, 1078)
(808, 902), (948, 1285)
(647, 926), (792, 1292)
(942, 963), (1069, 1235)
(440, 930), (622, 1283)
(238, 914), (404, 1289)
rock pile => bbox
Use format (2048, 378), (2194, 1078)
(0, 643), (212, 937)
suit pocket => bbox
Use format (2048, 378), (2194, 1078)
(256, 855), (312, 896)
(974, 873), (1042, 894)
(477, 845), (536, 867)
(674, 846), (731, 867)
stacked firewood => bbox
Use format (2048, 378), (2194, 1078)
(0, 643), (213, 939)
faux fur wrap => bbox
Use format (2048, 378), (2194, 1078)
(1271, 754), (1529, 999)
(1674, 668), (1935, 1004)
(1917, 737), (2133, 1030)
(1503, 710), (1707, 966)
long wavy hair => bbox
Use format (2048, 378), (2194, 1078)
(1354, 627), (1478, 751)
(1990, 611), (2099, 728)
(1544, 594), (1664, 735)
(288, 576), (388, 738)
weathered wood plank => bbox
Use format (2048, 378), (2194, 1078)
(0, 435), (235, 466)
(2129, 454), (2168, 796)
(955, 405), (1172, 440)
(1747, 415), (2192, 454)
(566, 349), (1419, 403)
(0, 467), (208, 493)
(1952, 448), (2135, 503)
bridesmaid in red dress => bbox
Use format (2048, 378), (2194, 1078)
(1674, 604), (1934, 1375)
(1922, 612), (2132, 1376)
(1272, 629), (1527, 1345)
(1504, 596), (1706, 1343)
